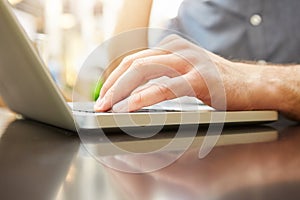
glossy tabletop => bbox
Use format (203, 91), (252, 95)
(0, 108), (300, 200)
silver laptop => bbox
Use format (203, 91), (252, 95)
(0, 0), (277, 132)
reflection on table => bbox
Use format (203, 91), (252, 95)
(0, 112), (299, 200)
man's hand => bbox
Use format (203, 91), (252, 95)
(94, 34), (300, 121)
(95, 34), (223, 111)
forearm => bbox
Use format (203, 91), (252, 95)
(103, 1), (153, 81)
(239, 62), (300, 121)
(114, 0), (153, 35)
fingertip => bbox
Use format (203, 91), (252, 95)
(111, 96), (142, 113)
(111, 100), (129, 113)
(94, 102), (103, 112)
(93, 106), (102, 112)
(94, 104), (109, 112)
(94, 98), (109, 112)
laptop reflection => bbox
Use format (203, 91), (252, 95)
(0, 120), (80, 200)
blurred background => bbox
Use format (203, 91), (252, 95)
(0, 0), (183, 105)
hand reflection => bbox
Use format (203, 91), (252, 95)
(104, 126), (300, 200)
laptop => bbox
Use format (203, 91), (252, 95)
(0, 0), (277, 132)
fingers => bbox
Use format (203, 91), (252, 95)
(99, 48), (169, 99)
(95, 66), (145, 111)
(94, 54), (192, 112)
(112, 84), (176, 112)
(131, 76), (171, 95)
(99, 34), (192, 99)
(112, 75), (194, 112)
(94, 34), (208, 112)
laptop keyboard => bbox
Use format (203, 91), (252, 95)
(70, 97), (211, 113)
(70, 102), (180, 113)
(70, 102), (96, 113)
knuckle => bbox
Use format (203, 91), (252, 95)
(156, 84), (172, 100)
(130, 93), (143, 106)
(130, 59), (148, 79)
(177, 40), (192, 50)
(131, 58), (146, 68)
(159, 34), (181, 47)
(121, 55), (135, 65)
(167, 34), (181, 41)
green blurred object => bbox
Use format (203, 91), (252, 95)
(92, 79), (104, 101)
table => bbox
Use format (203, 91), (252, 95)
(0, 108), (299, 200)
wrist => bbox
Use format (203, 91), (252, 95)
(236, 62), (283, 111)
(259, 67), (284, 110)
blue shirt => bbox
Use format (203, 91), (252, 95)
(164, 0), (300, 63)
